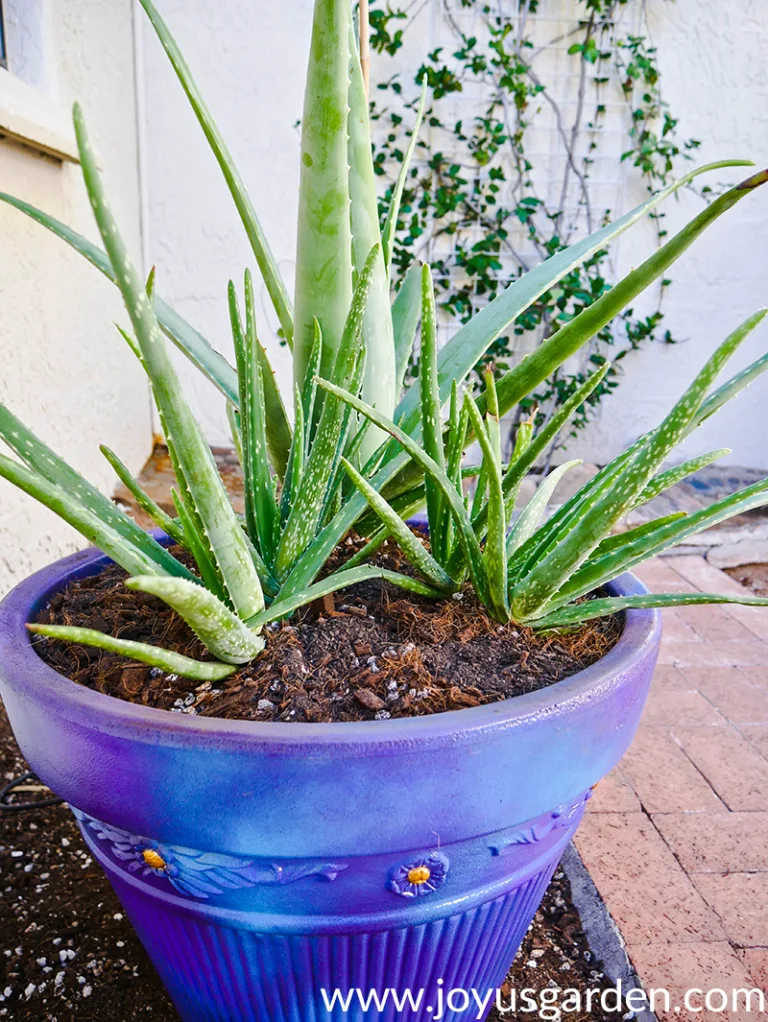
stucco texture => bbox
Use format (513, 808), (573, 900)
(0, 0), (152, 595)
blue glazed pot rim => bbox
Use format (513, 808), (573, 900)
(0, 541), (661, 750)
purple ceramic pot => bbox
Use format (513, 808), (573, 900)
(0, 546), (660, 1021)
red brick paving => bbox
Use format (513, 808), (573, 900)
(576, 555), (768, 1015)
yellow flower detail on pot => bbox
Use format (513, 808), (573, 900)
(407, 865), (431, 885)
(142, 848), (167, 871)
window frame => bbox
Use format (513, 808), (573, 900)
(0, 0), (7, 71)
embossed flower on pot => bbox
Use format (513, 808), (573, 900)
(73, 810), (347, 899)
(389, 852), (449, 898)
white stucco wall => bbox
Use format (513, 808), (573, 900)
(0, 0), (152, 594)
(569, 0), (768, 470)
(141, 0), (768, 468)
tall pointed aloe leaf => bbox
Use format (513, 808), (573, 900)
(394, 161), (758, 434)
(507, 460), (582, 557)
(484, 169), (768, 425)
(294, 0), (354, 390)
(74, 103), (264, 621)
(0, 402), (190, 578)
(546, 477), (768, 612)
(0, 453), (165, 579)
(533, 591), (768, 630)
(245, 565), (445, 629)
(137, 0), (293, 347)
(512, 319), (757, 619)
(0, 193), (239, 405)
(126, 576), (264, 664)
(693, 309), (768, 425)
(633, 449), (730, 509)
(100, 445), (186, 547)
(275, 247), (376, 577)
(463, 392), (506, 616)
(392, 262), (422, 394)
(341, 458), (456, 591)
(27, 624), (236, 682)
(382, 79), (428, 279)
(171, 489), (228, 602)
(420, 265), (447, 554)
(348, 22), (397, 446)
(230, 277), (279, 564)
(316, 378), (489, 599)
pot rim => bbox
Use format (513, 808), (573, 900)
(0, 542), (661, 750)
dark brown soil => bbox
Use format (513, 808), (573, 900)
(30, 541), (621, 723)
(0, 701), (632, 1022)
(724, 561), (768, 597)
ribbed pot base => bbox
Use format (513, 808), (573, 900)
(110, 859), (558, 1022)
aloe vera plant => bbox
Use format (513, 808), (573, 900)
(2, 0), (768, 682)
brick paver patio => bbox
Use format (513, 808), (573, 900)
(576, 554), (768, 1021)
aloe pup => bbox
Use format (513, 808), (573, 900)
(0, 0), (766, 684)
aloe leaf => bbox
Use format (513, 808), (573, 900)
(254, 336), (292, 482)
(0, 453), (166, 578)
(0, 401), (190, 578)
(590, 513), (687, 558)
(230, 277), (279, 563)
(137, 0), (293, 346)
(294, 0), (354, 391)
(392, 262), (422, 396)
(170, 489), (228, 602)
(343, 487), (428, 570)
(275, 247), (376, 578)
(74, 104), (264, 621)
(382, 78), (428, 280)
(245, 565), (445, 629)
(463, 391), (506, 616)
(532, 591), (768, 630)
(544, 477), (768, 613)
(485, 172), (768, 426)
(27, 624), (235, 681)
(419, 265), (447, 554)
(511, 317), (756, 620)
(348, 21), (397, 444)
(633, 449), (730, 509)
(100, 445), (186, 547)
(316, 377), (489, 600)
(302, 320), (324, 441)
(126, 576), (264, 664)
(507, 460), (582, 557)
(693, 309), (768, 426)
(0, 193), (239, 404)
(436, 380), (466, 562)
(341, 458), (456, 591)
(394, 161), (761, 435)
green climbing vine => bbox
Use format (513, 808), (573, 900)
(369, 0), (703, 455)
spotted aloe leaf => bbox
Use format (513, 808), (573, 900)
(0, 453), (167, 579)
(316, 377), (489, 602)
(100, 445), (186, 547)
(532, 591), (768, 630)
(74, 104), (264, 622)
(245, 565), (444, 629)
(506, 460), (582, 558)
(391, 262), (423, 397)
(419, 265), (447, 558)
(381, 78), (428, 281)
(632, 449), (731, 510)
(137, 0), (293, 348)
(511, 317), (760, 620)
(27, 624), (236, 682)
(394, 161), (758, 438)
(341, 457), (456, 592)
(348, 21), (396, 452)
(126, 577), (264, 665)
(293, 0), (354, 392)
(274, 246), (377, 579)
(0, 402), (189, 578)
(0, 193), (238, 406)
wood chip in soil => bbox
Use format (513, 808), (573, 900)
(31, 539), (621, 724)
(1, 701), (636, 1021)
